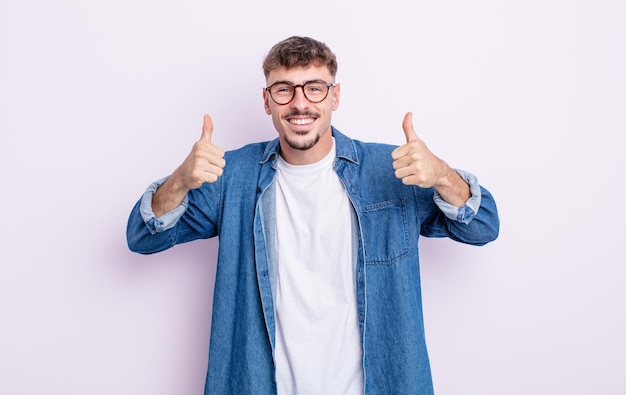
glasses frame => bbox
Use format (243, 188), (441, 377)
(265, 80), (336, 105)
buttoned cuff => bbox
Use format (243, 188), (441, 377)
(139, 176), (188, 234)
(433, 169), (482, 225)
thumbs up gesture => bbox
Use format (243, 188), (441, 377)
(151, 115), (226, 217)
(174, 114), (226, 190)
(391, 112), (446, 188)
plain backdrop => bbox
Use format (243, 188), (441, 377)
(1, 0), (625, 394)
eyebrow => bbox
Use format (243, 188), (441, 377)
(271, 79), (328, 86)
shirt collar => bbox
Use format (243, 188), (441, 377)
(259, 126), (359, 165)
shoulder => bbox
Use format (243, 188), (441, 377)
(353, 139), (397, 154)
(333, 127), (398, 163)
(222, 139), (278, 168)
(225, 140), (272, 159)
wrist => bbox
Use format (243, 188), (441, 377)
(434, 166), (471, 207)
(433, 161), (454, 189)
(153, 173), (189, 218)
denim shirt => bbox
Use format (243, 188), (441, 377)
(126, 127), (500, 394)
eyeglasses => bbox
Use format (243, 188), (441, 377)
(265, 80), (336, 105)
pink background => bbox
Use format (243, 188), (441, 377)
(2, 0), (625, 393)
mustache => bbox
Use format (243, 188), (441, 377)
(283, 110), (319, 118)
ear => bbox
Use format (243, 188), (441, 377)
(263, 88), (272, 115)
(331, 83), (340, 111)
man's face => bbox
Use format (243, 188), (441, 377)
(263, 65), (340, 164)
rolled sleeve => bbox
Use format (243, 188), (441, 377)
(433, 169), (482, 225)
(139, 177), (188, 234)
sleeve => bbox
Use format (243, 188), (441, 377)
(432, 169), (481, 225)
(418, 169), (499, 246)
(139, 177), (189, 234)
(126, 176), (220, 254)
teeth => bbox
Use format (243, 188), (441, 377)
(289, 118), (314, 125)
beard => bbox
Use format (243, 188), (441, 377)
(280, 110), (322, 151)
(283, 130), (321, 151)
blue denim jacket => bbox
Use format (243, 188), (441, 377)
(127, 127), (500, 394)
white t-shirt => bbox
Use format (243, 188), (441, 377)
(274, 140), (364, 394)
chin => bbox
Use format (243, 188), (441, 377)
(284, 133), (320, 151)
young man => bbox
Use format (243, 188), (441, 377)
(127, 36), (499, 394)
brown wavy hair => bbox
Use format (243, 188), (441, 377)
(262, 36), (338, 78)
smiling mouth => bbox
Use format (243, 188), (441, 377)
(288, 118), (315, 125)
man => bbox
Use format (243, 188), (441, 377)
(127, 36), (499, 394)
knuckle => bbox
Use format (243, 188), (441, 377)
(191, 150), (204, 161)
(416, 175), (428, 186)
(190, 170), (202, 182)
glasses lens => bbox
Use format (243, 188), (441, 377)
(303, 82), (329, 103)
(270, 83), (294, 104)
(268, 81), (332, 104)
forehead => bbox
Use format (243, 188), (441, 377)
(266, 65), (333, 85)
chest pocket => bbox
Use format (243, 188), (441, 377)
(360, 199), (410, 265)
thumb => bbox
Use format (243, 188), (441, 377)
(200, 114), (214, 142)
(402, 112), (419, 143)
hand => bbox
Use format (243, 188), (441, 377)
(391, 112), (445, 188)
(173, 114), (226, 190)
(152, 115), (226, 217)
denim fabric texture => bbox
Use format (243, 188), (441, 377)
(126, 127), (500, 394)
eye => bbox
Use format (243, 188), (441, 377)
(271, 84), (293, 95)
(305, 83), (325, 93)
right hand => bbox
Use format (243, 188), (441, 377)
(174, 114), (226, 190)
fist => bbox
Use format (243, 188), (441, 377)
(176, 114), (226, 190)
(391, 112), (445, 188)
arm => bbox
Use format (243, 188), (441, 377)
(392, 112), (499, 244)
(153, 114), (225, 217)
(126, 115), (226, 253)
(417, 182), (499, 246)
(392, 112), (469, 207)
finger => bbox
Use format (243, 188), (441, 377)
(205, 163), (224, 178)
(206, 153), (226, 169)
(206, 143), (226, 158)
(394, 165), (412, 180)
(391, 154), (412, 170)
(200, 114), (214, 142)
(391, 144), (410, 160)
(402, 112), (419, 143)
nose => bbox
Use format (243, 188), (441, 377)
(290, 86), (309, 108)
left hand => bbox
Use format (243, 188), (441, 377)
(391, 112), (446, 188)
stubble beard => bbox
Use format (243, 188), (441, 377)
(279, 109), (323, 151)
(284, 131), (321, 151)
